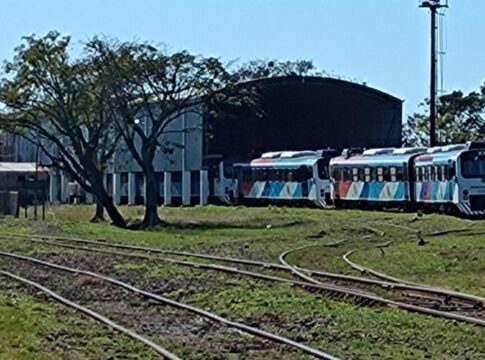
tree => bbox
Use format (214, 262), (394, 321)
(403, 84), (485, 146)
(0, 32), (126, 227)
(86, 38), (251, 227)
(235, 59), (322, 81)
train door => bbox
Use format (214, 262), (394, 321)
(316, 158), (332, 206)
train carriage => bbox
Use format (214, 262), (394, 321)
(414, 143), (485, 216)
(330, 142), (485, 217)
(232, 150), (338, 207)
(329, 147), (426, 208)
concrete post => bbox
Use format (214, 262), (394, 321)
(60, 173), (68, 203)
(182, 170), (191, 206)
(199, 170), (209, 206)
(49, 173), (59, 204)
(128, 172), (136, 205)
(113, 172), (121, 205)
(163, 172), (172, 206)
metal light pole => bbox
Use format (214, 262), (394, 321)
(420, 0), (448, 146)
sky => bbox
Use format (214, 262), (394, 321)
(1, 0), (484, 117)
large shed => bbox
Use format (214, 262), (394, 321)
(205, 76), (403, 161)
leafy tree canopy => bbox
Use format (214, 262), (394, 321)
(403, 83), (485, 146)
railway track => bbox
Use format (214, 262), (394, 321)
(0, 270), (182, 360)
(0, 249), (341, 360)
(281, 245), (484, 310)
(0, 232), (483, 327)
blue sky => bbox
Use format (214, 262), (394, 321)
(1, 0), (484, 117)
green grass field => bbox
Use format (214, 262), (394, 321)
(0, 205), (483, 359)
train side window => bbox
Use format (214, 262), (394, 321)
(297, 166), (311, 182)
(390, 167), (397, 182)
(346, 168), (352, 182)
(331, 167), (339, 181)
(383, 167), (391, 182)
(352, 168), (359, 182)
(342, 168), (348, 181)
(358, 168), (364, 181)
(268, 169), (274, 181)
(377, 167), (384, 182)
(397, 167), (404, 181)
(371, 168), (377, 181)
(269, 169), (275, 181)
(261, 170), (267, 181)
(364, 167), (371, 182)
(339, 168), (344, 181)
(437, 166), (443, 181)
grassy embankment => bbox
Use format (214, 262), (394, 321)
(0, 205), (483, 359)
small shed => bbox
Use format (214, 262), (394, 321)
(0, 162), (49, 192)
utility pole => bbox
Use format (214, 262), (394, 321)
(420, 0), (447, 146)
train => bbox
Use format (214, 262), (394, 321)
(216, 142), (485, 218)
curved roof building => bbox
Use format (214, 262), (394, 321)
(206, 76), (402, 160)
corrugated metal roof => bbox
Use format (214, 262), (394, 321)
(0, 162), (48, 173)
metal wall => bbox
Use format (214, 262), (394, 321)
(206, 76), (403, 161)
(113, 110), (203, 173)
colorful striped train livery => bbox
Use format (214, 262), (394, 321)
(329, 143), (485, 217)
(232, 150), (339, 207)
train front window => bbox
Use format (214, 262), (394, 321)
(461, 152), (485, 178)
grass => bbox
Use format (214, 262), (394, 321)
(0, 280), (161, 360)
(0, 205), (484, 359)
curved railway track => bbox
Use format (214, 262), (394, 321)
(0, 232), (483, 327)
(281, 244), (485, 308)
(0, 270), (182, 360)
(0, 250), (341, 360)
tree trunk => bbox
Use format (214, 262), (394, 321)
(81, 161), (126, 228)
(90, 198), (105, 223)
(87, 173), (126, 228)
(142, 166), (162, 227)
(102, 192), (126, 228)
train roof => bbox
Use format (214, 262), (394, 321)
(414, 142), (485, 164)
(331, 142), (485, 167)
(414, 149), (464, 165)
(330, 152), (420, 167)
(235, 151), (322, 169)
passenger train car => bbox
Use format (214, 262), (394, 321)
(414, 143), (485, 216)
(329, 142), (485, 217)
(232, 150), (339, 207)
(329, 147), (425, 208)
